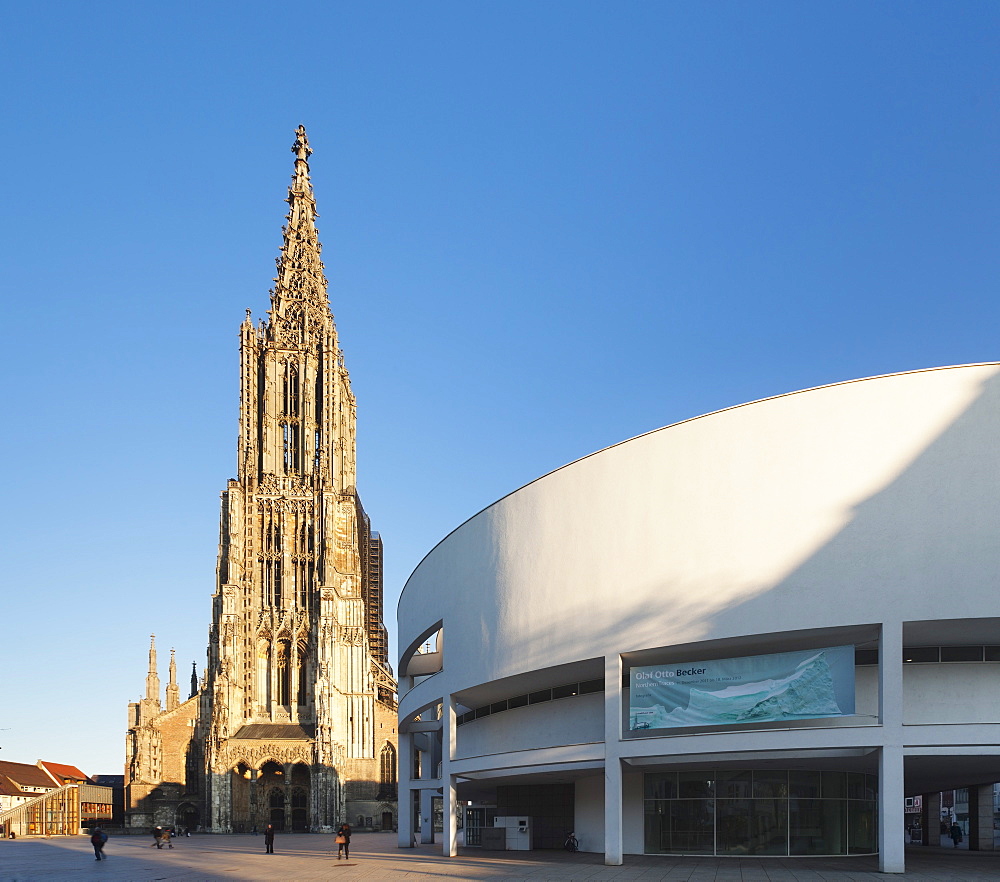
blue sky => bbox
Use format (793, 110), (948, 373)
(0, 2), (996, 775)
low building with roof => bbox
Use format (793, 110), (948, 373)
(0, 760), (64, 810)
(38, 762), (91, 786)
(0, 760), (113, 836)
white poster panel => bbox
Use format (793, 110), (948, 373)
(629, 645), (855, 731)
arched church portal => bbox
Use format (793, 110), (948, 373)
(290, 763), (310, 831)
(229, 762), (253, 832)
(175, 802), (199, 832)
(260, 760), (286, 830)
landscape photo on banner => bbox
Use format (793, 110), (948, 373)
(629, 645), (856, 731)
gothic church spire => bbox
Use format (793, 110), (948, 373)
(126, 125), (396, 835)
(268, 124), (333, 340)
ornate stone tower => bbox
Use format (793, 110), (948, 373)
(126, 127), (397, 834)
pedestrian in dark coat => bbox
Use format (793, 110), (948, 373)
(336, 822), (352, 859)
(264, 823), (275, 854)
(151, 826), (164, 848)
(950, 822), (963, 848)
(90, 828), (108, 860)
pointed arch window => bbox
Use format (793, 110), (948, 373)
(257, 642), (271, 708)
(290, 512), (314, 612)
(277, 640), (292, 706)
(263, 557), (283, 608)
(261, 515), (283, 608)
(283, 364), (300, 417)
(294, 559), (314, 612)
(379, 743), (397, 798)
(297, 642), (309, 707)
(282, 421), (301, 474)
(184, 741), (202, 794)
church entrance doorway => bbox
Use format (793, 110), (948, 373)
(260, 761), (287, 831)
(230, 763), (253, 833)
(269, 790), (286, 831)
(176, 803), (199, 832)
(290, 762), (310, 831)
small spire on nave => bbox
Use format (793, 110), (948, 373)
(145, 634), (160, 704)
(166, 648), (180, 711)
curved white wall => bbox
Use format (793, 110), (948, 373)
(400, 363), (1000, 712)
(455, 694), (604, 760)
(398, 363), (1000, 867)
(903, 665), (1000, 724)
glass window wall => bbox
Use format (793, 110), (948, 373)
(643, 769), (877, 856)
(644, 797), (714, 854)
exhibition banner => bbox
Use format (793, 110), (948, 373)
(629, 645), (855, 731)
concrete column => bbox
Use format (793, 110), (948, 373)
(444, 775), (459, 856)
(413, 728), (437, 844)
(397, 732), (414, 848)
(878, 745), (906, 873)
(420, 788), (435, 844)
(603, 653), (623, 866)
(968, 784), (995, 851)
(922, 791), (941, 847)
(396, 786), (414, 848)
(442, 695), (458, 856)
(878, 623), (905, 873)
(878, 620), (903, 727)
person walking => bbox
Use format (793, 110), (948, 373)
(264, 823), (275, 854)
(162, 827), (174, 849)
(949, 821), (963, 848)
(336, 822), (352, 860)
(90, 828), (108, 860)
(151, 826), (164, 848)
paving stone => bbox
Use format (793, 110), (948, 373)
(3, 833), (1000, 880)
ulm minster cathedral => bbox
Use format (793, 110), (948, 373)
(125, 127), (398, 833)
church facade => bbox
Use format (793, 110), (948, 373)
(125, 127), (398, 834)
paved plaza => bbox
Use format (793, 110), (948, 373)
(2, 832), (1000, 881)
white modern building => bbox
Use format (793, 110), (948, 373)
(396, 363), (1000, 873)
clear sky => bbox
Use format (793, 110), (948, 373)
(0, 2), (996, 776)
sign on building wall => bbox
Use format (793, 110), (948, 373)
(629, 645), (855, 731)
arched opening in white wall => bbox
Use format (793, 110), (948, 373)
(399, 622), (443, 694)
